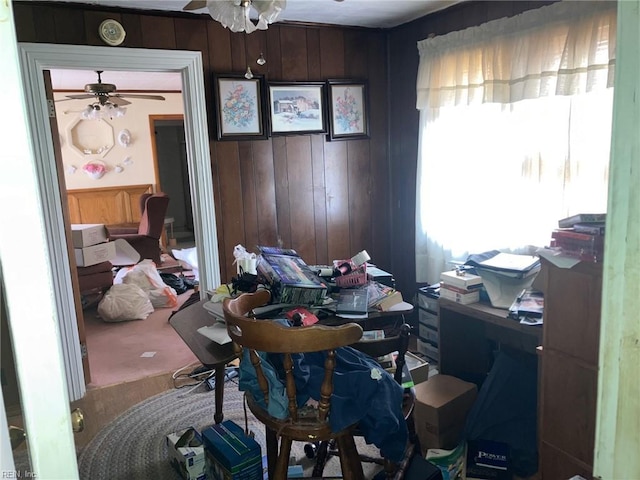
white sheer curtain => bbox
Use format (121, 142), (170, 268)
(415, 1), (617, 284)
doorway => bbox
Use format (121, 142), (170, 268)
(150, 115), (195, 250)
(18, 43), (221, 402)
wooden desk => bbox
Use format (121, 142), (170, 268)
(438, 299), (542, 385)
(169, 298), (238, 424)
(169, 297), (412, 422)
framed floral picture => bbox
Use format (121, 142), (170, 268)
(268, 82), (326, 135)
(327, 80), (369, 141)
(213, 73), (268, 141)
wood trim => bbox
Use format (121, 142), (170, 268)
(66, 184), (153, 225)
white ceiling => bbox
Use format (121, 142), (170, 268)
(52, 70), (183, 91)
(49, 0), (462, 91)
(47, 0), (462, 29)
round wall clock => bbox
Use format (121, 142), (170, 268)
(99, 19), (126, 46)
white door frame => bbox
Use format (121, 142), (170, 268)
(18, 43), (221, 401)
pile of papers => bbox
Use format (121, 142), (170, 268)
(508, 288), (544, 325)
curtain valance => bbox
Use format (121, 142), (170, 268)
(416, 1), (617, 109)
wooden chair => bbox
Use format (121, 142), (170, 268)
(311, 323), (417, 479)
(222, 290), (366, 480)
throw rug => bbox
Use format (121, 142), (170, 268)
(77, 380), (383, 480)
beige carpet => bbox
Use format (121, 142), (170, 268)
(84, 289), (198, 388)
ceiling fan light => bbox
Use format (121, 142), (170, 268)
(254, 0), (285, 24)
(81, 104), (102, 120)
(205, 0), (285, 33)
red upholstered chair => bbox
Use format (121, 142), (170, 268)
(106, 193), (153, 236)
(107, 193), (169, 265)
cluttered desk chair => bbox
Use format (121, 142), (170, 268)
(311, 323), (417, 479)
(222, 290), (366, 480)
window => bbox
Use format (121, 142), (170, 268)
(415, 1), (616, 283)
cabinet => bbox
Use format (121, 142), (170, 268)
(416, 287), (440, 364)
(538, 259), (602, 479)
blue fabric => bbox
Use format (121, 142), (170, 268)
(238, 349), (289, 419)
(236, 322), (408, 463)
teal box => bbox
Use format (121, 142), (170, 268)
(202, 420), (262, 480)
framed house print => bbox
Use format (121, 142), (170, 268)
(268, 82), (326, 135)
(213, 73), (267, 141)
(327, 80), (369, 140)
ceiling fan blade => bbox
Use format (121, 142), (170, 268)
(108, 96), (132, 106)
(64, 94), (95, 100)
(114, 93), (166, 101)
(183, 0), (208, 11)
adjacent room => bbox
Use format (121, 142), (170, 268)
(2, 0), (638, 479)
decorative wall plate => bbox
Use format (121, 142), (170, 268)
(82, 160), (107, 180)
(118, 129), (131, 147)
(99, 19), (126, 46)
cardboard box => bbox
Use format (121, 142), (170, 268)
(74, 241), (116, 267)
(405, 351), (430, 385)
(413, 374), (477, 455)
(70, 224), (108, 248)
(166, 428), (206, 480)
(202, 420), (262, 480)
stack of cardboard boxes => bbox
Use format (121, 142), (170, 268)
(167, 420), (263, 480)
(71, 224), (116, 267)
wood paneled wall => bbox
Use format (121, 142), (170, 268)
(67, 184), (152, 225)
(13, 2), (390, 284)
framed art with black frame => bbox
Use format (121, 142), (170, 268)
(213, 73), (268, 141)
(327, 79), (369, 141)
(267, 82), (326, 135)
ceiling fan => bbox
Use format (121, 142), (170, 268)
(183, 0), (286, 33)
(57, 70), (166, 107)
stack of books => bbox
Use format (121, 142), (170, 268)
(439, 270), (482, 305)
(256, 246), (328, 306)
(366, 281), (404, 311)
(552, 213), (606, 263)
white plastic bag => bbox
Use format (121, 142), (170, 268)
(97, 284), (154, 322)
(233, 244), (257, 274)
(171, 247), (199, 281)
(120, 259), (178, 309)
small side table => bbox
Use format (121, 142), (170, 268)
(164, 216), (176, 247)
(169, 298), (238, 424)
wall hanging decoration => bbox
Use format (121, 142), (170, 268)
(98, 19), (126, 46)
(67, 117), (114, 158)
(66, 165), (77, 175)
(268, 82), (326, 135)
(118, 129), (132, 147)
(123, 156), (133, 166)
(213, 73), (268, 141)
(327, 79), (369, 141)
(115, 165), (124, 173)
(82, 161), (107, 180)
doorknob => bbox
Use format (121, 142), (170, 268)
(71, 408), (85, 433)
(9, 407), (84, 451)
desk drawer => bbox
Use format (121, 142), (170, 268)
(417, 289), (439, 313)
(419, 323), (439, 344)
(418, 308), (439, 329)
(417, 338), (439, 362)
